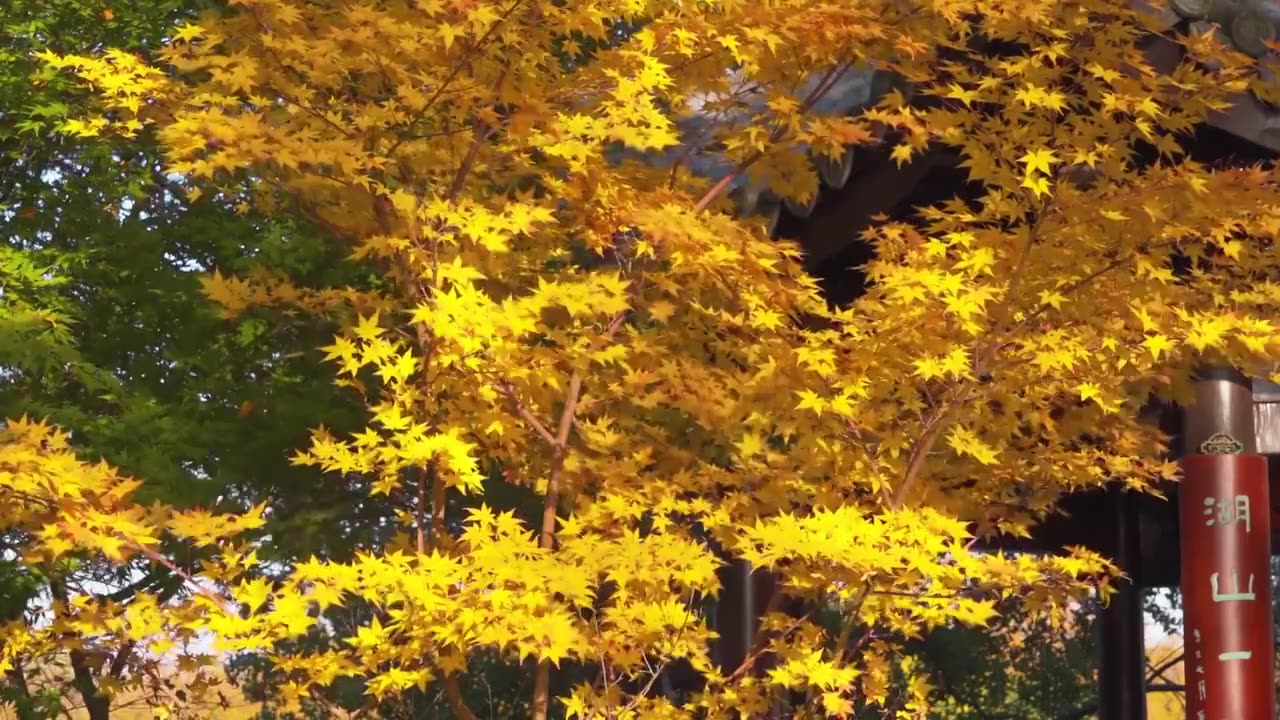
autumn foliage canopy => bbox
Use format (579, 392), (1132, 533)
(11, 0), (1280, 716)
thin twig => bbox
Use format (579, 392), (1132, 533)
(724, 610), (814, 684)
(384, 0), (526, 160)
(616, 588), (699, 714)
(417, 466), (429, 553)
(48, 519), (227, 615)
(446, 66), (509, 201)
(410, 436), (475, 720)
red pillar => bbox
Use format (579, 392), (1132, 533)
(1180, 367), (1275, 720)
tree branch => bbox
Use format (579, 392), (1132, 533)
(725, 610), (814, 684)
(50, 578), (109, 720)
(890, 405), (952, 508)
(1147, 649), (1183, 683)
(107, 640), (137, 680)
(5, 662), (40, 720)
(530, 371), (582, 720)
(531, 311), (627, 720)
(891, 223), (1175, 508)
(442, 671), (480, 720)
(431, 464), (448, 551)
(405, 466), (475, 719)
(692, 61), (855, 213)
(497, 382), (558, 446)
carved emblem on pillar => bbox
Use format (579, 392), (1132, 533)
(1199, 432), (1244, 455)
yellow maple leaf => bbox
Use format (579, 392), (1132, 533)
(1017, 148), (1059, 176)
(947, 425), (1000, 465)
(1021, 174), (1052, 198)
(1144, 333), (1175, 361)
(890, 143), (915, 167)
(945, 83), (979, 107)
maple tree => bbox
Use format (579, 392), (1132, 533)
(22, 0), (1280, 717)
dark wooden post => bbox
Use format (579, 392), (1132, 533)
(1097, 482), (1148, 720)
(714, 559), (756, 673)
(1180, 366), (1275, 719)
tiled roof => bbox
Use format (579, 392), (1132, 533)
(1162, 0), (1278, 58)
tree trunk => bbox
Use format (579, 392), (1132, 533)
(50, 578), (110, 720)
(5, 664), (42, 720)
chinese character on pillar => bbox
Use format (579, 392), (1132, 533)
(1180, 367), (1275, 720)
(1203, 494), (1251, 532)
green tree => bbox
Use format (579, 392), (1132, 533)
(918, 598), (1098, 719)
(1, 2), (381, 716)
